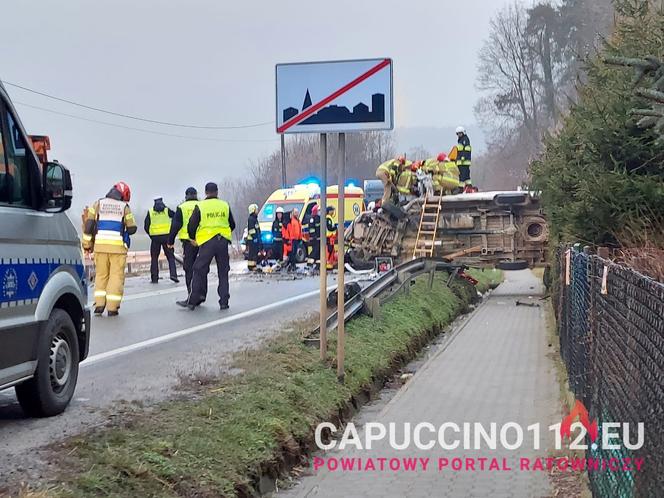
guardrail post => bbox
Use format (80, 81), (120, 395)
(397, 272), (411, 295)
(425, 260), (436, 289)
(367, 297), (381, 320)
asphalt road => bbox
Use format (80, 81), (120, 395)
(0, 265), (336, 486)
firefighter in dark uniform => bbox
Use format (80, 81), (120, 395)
(177, 182), (235, 311)
(246, 203), (261, 271)
(325, 206), (338, 270)
(272, 207), (285, 263)
(167, 187), (199, 294)
(455, 126), (472, 188)
(307, 204), (321, 271)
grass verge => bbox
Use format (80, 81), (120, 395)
(44, 269), (501, 498)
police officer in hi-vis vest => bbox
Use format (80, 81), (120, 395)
(177, 182), (236, 310)
(167, 187), (199, 294)
(144, 196), (178, 283)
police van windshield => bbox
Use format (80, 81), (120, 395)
(259, 202), (304, 222)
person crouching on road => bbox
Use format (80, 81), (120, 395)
(284, 207), (303, 272)
(307, 204), (321, 272)
(271, 207), (285, 264)
(246, 203), (261, 271)
(145, 196), (178, 284)
(326, 206), (338, 270)
(167, 187), (199, 294)
(177, 182), (235, 311)
(82, 182), (137, 317)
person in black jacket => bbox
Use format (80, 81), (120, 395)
(246, 203), (261, 271)
(176, 182), (235, 310)
(455, 126), (472, 187)
(144, 197), (177, 283)
(167, 187), (199, 294)
(271, 207), (285, 264)
(307, 204), (321, 272)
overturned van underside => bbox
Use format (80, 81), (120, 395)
(346, 191), (548, 267)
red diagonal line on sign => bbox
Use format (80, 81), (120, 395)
(277, 58), (391, 133)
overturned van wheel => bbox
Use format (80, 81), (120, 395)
(15, 309), (79, 417)
(497, 260), (529, 271)
(295, 244), (307, 264)
(347, 250), (374, 271)
(494, 193), (528, 206)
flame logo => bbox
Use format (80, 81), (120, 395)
(560, 400), (599, 442)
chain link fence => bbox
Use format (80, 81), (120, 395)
(554, 246), (664, 498)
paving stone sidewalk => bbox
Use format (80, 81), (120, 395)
(281, 270), (560, 498)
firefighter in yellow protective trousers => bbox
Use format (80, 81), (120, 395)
(375, 156), (406, 206)
(82, 182), (137, 317)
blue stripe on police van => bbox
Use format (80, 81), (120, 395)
(0, 259), (85, 305)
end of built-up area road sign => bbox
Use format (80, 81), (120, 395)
(276, 58), (393, 134)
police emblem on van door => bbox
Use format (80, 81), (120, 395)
(2, 268), (18, 300)
(28, 271), (39, 292)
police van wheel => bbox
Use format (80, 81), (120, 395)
(15, 309), (80, 417)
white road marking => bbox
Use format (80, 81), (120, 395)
(82, 288), (325, 367)
(121, 285), (187, 301)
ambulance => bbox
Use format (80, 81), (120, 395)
(242, 183), (364, 263)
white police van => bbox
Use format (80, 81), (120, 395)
(0, 80), (90, 416)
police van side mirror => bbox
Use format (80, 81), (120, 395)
(43, 161), (72, 212)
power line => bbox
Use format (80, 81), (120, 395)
(14, 101), (279, 143)
(3, 80), (274, 130)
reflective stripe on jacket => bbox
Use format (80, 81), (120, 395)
(195, 198), (232, 245)
(177, 200), (198, 240)
(95, 198), (129, 253)
(376, 160), (400, 181)
(456, 135), (472, 167)
(272, 219), (284, 241)
(326, 215), (337, 240)
(246, 213), (260, 242)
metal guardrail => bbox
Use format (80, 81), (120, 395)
(314, 257), (463, 335)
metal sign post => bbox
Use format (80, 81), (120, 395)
(280, 134), (287, 188)
(319, 133), (328, 361)
(336, 133), (346, 381)
(275, 58), (394, 377)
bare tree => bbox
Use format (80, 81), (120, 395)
(476, 2), (543, 151)
(223, 131), (396, 220)
(474, 0), (615, 190)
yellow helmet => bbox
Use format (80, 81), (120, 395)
(248, 203), (259, 214)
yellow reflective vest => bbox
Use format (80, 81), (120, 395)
(148, 208), (171, 236)
(195, 198), (232, 245)
(177, 200), (198, 240)
(83, 198), (136, 254)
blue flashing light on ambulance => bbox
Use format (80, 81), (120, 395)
(241, 182), (365, 263)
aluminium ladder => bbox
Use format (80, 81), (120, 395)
(412, 194), (443, 259)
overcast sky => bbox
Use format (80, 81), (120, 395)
(1, 0), (507, 209)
